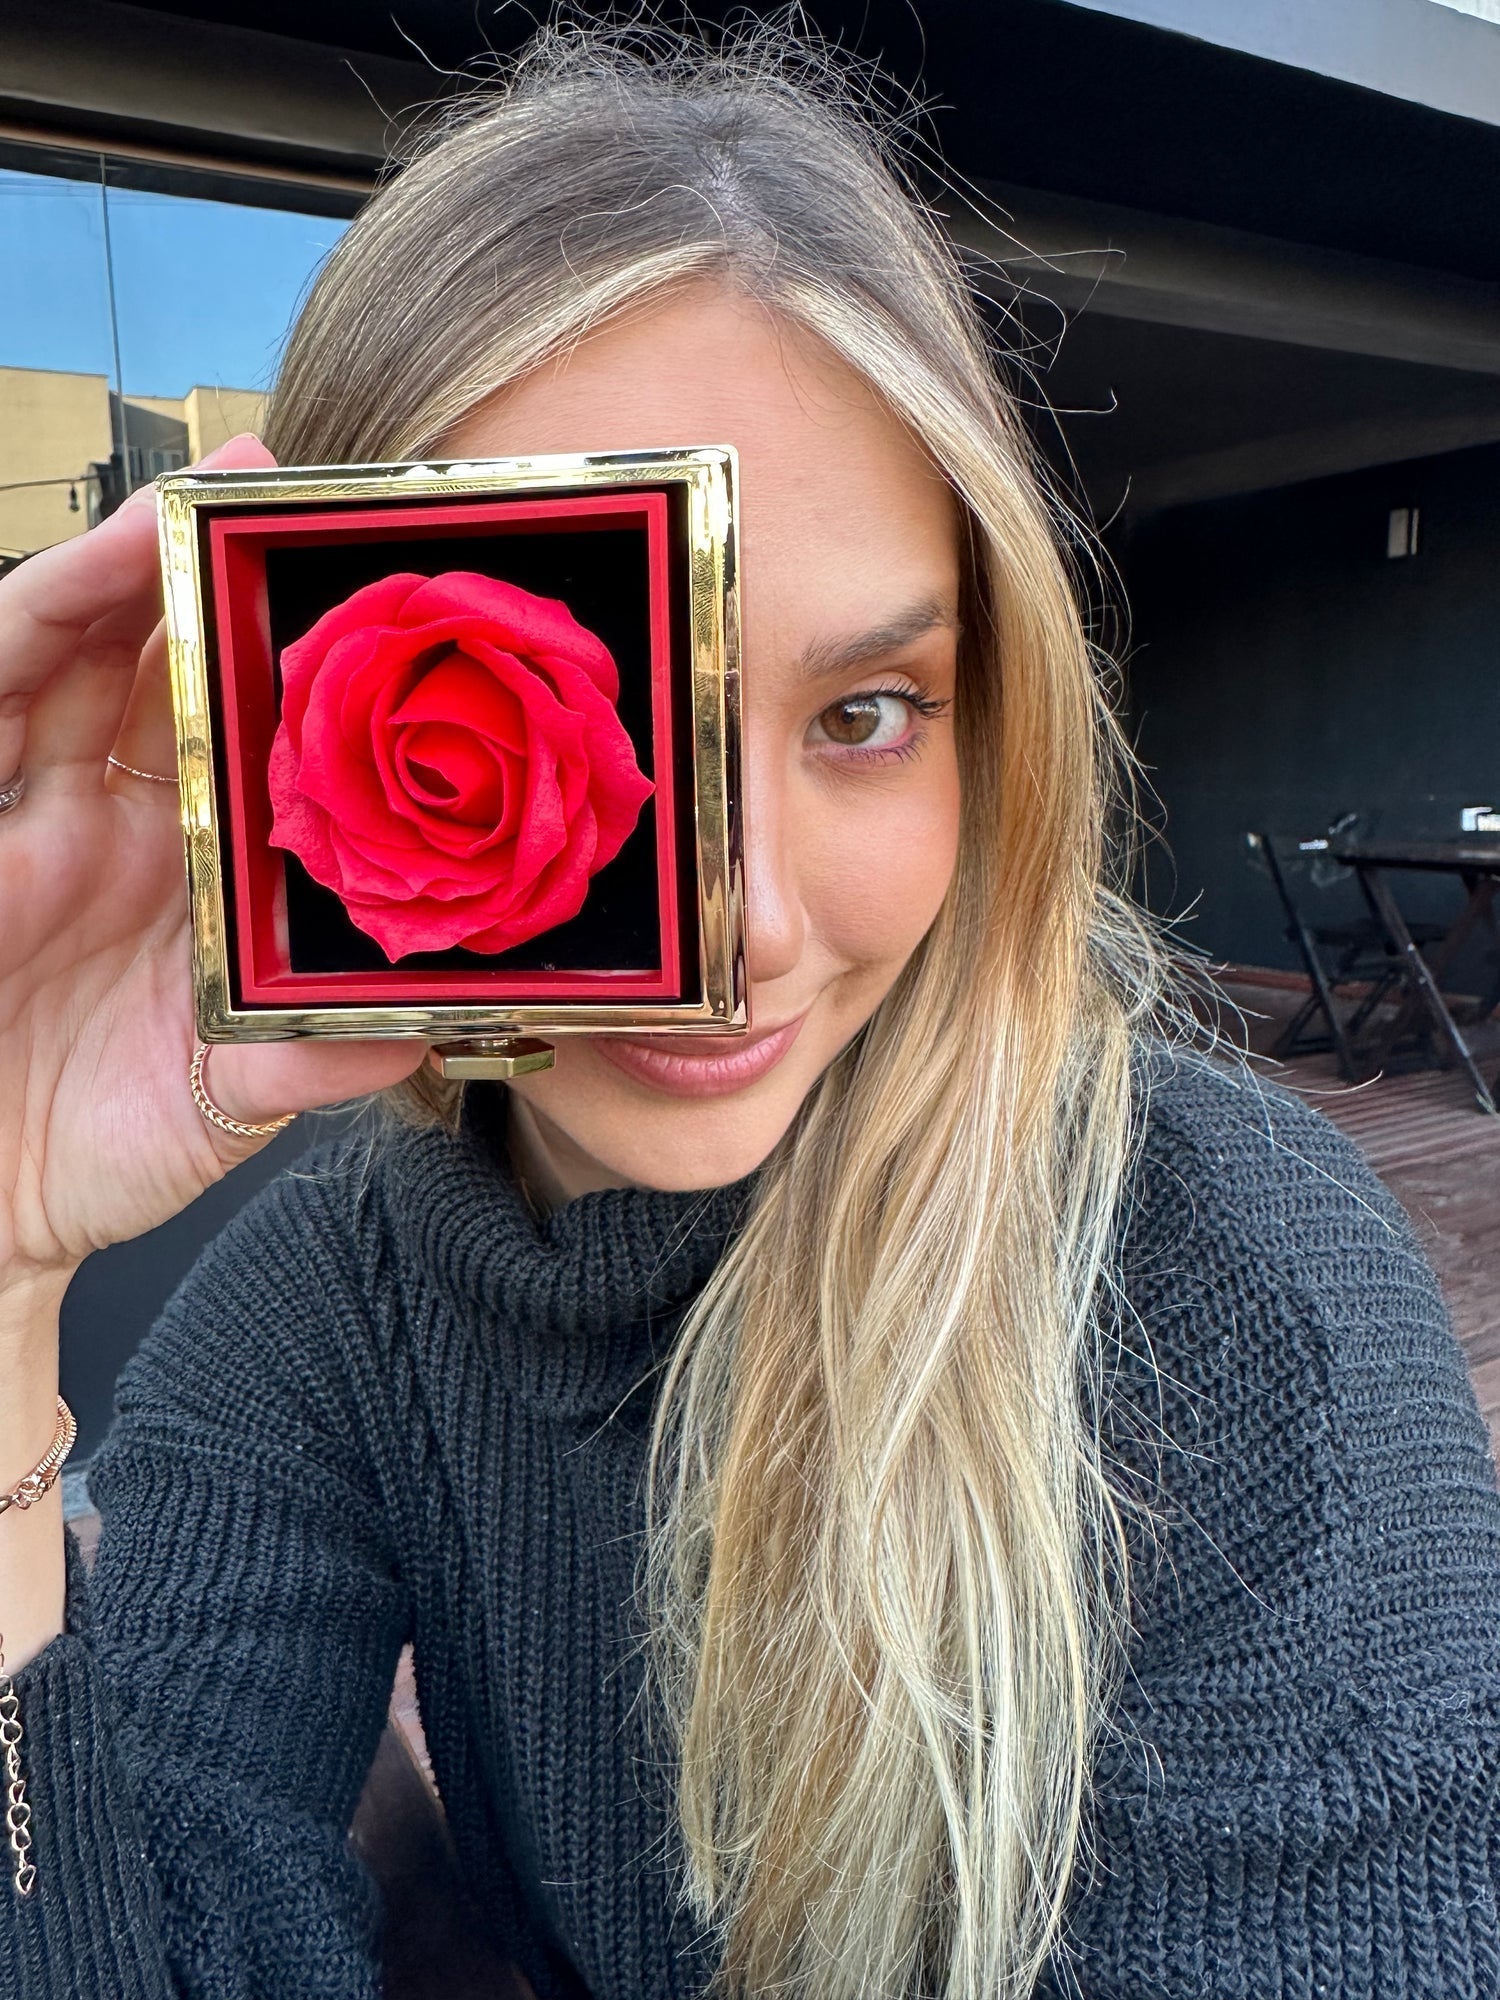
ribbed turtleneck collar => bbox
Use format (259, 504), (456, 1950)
(377, 1085), (756, 1418)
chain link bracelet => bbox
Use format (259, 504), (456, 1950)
(0, 1398), (76, 1519)
(0, 1630), (35, 1896)
(0, 1395), (77, 1895)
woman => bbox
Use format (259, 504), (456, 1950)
(1, 26), (1497, 2000)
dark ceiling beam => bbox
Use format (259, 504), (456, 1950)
(7, 0), (1500, 394)
(12, 1), (1500, 281)
(0, 0), (435, 182)
(1121, 402), (1500, 520)
(958, 184), (1500, 378)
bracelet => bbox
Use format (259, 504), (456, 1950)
(0, 1402), (68, 1898)
(0, 1397), (76, 1518)
(0, 1633), (34, 1896)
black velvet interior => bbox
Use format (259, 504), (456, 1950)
(259, 520), (661, 973)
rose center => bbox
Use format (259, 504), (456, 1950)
(392, 718), (509, 827)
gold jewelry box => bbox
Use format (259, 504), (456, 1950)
(156, 447), (745, 1077)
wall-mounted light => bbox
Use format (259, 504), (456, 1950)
(1386, 506), (1420, 558)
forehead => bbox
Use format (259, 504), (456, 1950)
(439, 286), (960, 637)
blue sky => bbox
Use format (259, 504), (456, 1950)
(0, 168), (347, 396)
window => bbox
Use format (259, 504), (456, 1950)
(0, 147), (350, 562)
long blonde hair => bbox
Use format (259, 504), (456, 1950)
(267, 21), (1175, 1997)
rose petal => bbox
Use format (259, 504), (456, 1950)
(267, 762), (342, 890)
(376, 656), (528, 844)
(509, 740), (568, 892)
(374, 649), (556, 855)
(388, 650), (530, 754)
(328, 817), (517, 899)
(393, 720), (508, 825)
(529, 652), (655, 865)
(335, 632), (435, 752)
(463, 819), (599, 952)
(400, 572), (619, 696)
(458, 635), (589, 743)
(294, 631), (428, 841)
(278, 575), (426, 738)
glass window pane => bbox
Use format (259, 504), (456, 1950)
(0, 154), (347, 565)
(106, 186), (346, 429)
(0, 163), (117, 562)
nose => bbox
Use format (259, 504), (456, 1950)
(741, 728), (807, 990)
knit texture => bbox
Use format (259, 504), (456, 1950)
(3, 1047), (1498, 1997)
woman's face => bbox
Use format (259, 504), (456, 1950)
(441, 287), (962, 1194)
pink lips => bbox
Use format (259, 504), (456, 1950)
(592, 1013), (809, 1098)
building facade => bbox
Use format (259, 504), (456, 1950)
(0, 366), (265, 562)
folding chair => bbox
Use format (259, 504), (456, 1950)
(1247, 830), (1444, 1079)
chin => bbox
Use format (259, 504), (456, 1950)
(605, 1136), (782, 1192)
(567, 1095), (798, 1192)
(512, 1039), (822, 1192)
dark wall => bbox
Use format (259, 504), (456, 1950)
(1125, 438), (1500, 975)
(61, 1116), (323, 1460)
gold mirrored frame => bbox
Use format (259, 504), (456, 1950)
(157, 447), (745, 1063)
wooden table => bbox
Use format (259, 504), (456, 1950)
(1332, 838), (1500, 1113)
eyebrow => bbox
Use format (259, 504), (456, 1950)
(794, 596), (960, 685)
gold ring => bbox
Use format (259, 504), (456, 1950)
(108, 754), (175, 786)
(189, 1042), (296, 1141)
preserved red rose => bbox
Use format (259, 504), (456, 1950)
(266, 570), (653, 960)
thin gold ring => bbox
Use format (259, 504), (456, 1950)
(189, 1042), (296, 1141)
(108, 754), (175, 786)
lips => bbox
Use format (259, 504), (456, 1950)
(616, 1019), (798, 1056)
(591, 1012), (809, 1098)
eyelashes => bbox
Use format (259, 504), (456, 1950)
(806, 684), (953, 765)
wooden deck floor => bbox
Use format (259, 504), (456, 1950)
(1212, 975), (1500, 1461)
(1257, 1051), (1500, 1457)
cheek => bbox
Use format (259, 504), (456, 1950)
(799, 759), (961, 970)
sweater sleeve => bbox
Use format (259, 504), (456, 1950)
(1052, 1055), (1500, 1999)
(0, 1165), (409, 1999)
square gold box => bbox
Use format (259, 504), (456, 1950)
(156, 446), (745, 1075)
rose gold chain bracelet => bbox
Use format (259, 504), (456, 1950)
(0, 1398), (76, 1519)
(0, 1397), (78, 1896)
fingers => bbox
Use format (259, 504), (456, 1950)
(0, 489), (159, 788)
(0, 435), (277, 785)
(108, 620), (177, 793)
(190, 1037), (431, 1151)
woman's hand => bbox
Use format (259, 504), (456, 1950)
(0, 435), (426, 1292)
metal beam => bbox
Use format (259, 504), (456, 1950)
(1119, 403), (1500, 518)
(954, 181), (1500, 377)
(0, 0), (435, 177)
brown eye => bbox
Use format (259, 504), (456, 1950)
(818, 695), (885, 745)
(806, 687), (946, 760)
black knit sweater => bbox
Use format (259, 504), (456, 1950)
(4, 1048), (1499, 1997)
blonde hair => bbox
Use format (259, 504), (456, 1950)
(267, 21), (1176, 1997)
